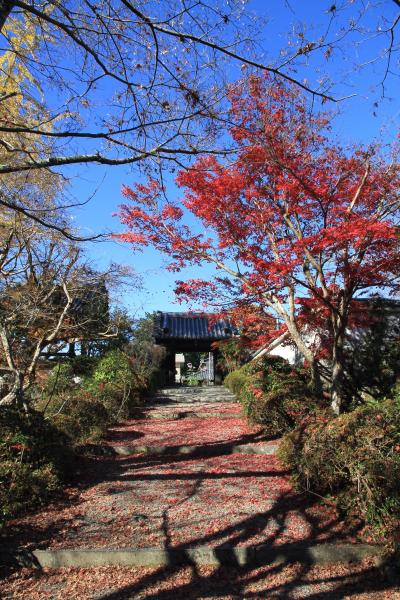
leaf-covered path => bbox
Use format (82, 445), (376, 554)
(1, 386), (399, 599)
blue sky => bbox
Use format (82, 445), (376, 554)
(64, 0), (400, 317)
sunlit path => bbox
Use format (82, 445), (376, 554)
(1, 386), (394, 599)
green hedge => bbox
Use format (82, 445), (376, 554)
(225, 355), (325, 436)
(279, 398), (400, 537)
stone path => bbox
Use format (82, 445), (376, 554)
(1, 385), (398, 599)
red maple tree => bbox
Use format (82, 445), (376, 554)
(118, 75), (400, 413)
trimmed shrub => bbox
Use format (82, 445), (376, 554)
(36, 349), (149, 450)
(89, 349), (145, 416)
(82, 380), (134, 421)
(50, 395), (109, 443)
(225, 355), (325, 436)
(279, 398), (400, 537)
(224, 369), (248, 396)
(0, 461), (60, 522)
(93, 349), (132, 386)
(0, 407), (72, 524)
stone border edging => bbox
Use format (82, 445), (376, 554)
(0, 543), (384, 569)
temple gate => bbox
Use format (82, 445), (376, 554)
(154, 311), (236, 386)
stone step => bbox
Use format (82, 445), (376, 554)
(154, 395), (236, 399)
(157, 394), (236, 399)
(104, 442), (278, 457)
(151, 389), (237, 404)
(1, 543), (384, 569)
(150, 399), (237, 406)
(144, 411), (241, 419)
(157, 387), (235, 396)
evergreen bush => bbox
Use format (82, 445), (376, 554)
(225, 355), (325, 436)
(279, 398), (400, 538)
(0, 407), (72, 525)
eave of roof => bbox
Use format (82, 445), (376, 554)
(154, 311), (237, 341)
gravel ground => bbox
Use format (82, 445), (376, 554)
(1, 559), (399, 599)
(4, 449), (362, 551)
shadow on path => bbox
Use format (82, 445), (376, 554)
(1, 396), (398, 599)
(89, 489), (395, 600)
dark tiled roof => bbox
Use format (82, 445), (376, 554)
(154, 312), (237, 341)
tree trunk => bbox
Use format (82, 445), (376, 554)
(331, 345), (345, 414)
(330, 325), (346, 414)
(0, 370), (24, 408)
(0, 0), (13, 31)
(309, 358), (323, 399)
